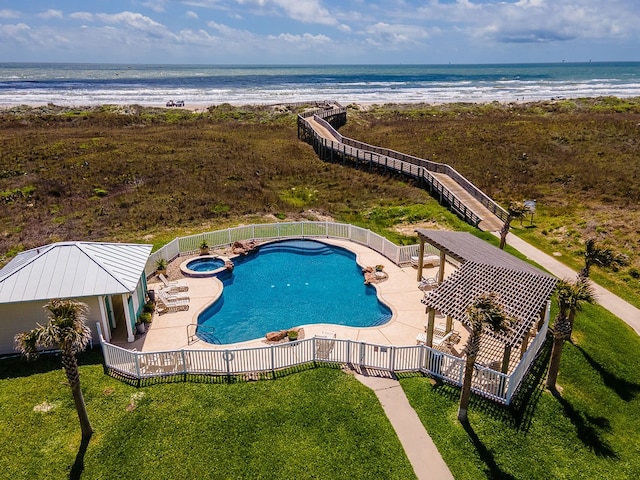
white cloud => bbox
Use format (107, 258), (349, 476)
(267, 32), (331, 44)
(364, 21), (430, 46)
(38, 9), (64, 20)
(94, 11), (177, 39)
(69, 12), (94, 22)
(0, 23), (32, 44)
(141, 1), (168, 13)
(411, 0), (640, 44)
(207, 20), (252, 37)
(0, 9), (20, 19)
(236, 0), (337, 25)
(0, 0), (638, 64)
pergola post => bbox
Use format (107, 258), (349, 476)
(416, 238), (425, 282)
(501, 345), (512, 374)
(437, 250), (446, 283)
(520, 329), (531, 359)
(537, 306), (546, 331)
(426, 308), (436, 347)
(445, 315), (453, 334)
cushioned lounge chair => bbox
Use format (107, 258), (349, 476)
(156, 290), (189, 313)
(411, 255), (440, 268)
(158, 273), (189, 292)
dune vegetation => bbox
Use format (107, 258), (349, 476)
(1, 98), (639, 305)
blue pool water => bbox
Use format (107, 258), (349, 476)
(197, 239), (392, 344)
(187, 257), (225, 272)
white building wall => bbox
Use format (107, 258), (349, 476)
(0, 296), (103, 356)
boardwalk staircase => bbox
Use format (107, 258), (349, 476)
(297, 102), (506, 232)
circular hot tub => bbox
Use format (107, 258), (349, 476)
(180, 256), (228, 278)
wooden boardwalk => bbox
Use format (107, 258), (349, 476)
(431, 172), (504, 231)
(303, 110), (506, 232)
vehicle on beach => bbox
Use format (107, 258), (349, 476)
(166, 100), (185, 107)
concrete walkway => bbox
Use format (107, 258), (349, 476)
(355, 372), (454, 480)
(504, 234), (640, 335)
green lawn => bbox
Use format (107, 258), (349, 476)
(0, 358), (415, 480)
(2, 305), (640, 479)
(402, 303), (640, 479)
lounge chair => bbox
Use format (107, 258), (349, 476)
(416, 330), (454, 348)
(315, 331), (336, 360)
(156, 290), (189, 313)
(158, 289), (189, 302)
(418, 276), (437, 291)
(411, 254), (440, 268)
(158, 273), (189, 292)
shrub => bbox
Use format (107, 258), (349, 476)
(143, 302), (155, 314)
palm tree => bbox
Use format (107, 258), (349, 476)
(458, 292), (513, 422)
(546, 277), (596, 390)
(499, 201), (530, 250)
(15, 299), (94, 441)
(579, 237), (628, 279)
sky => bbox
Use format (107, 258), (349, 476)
(0, 0), (639, 65)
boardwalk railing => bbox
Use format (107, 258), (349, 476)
(297, 105), (508, 227)
(99, 322), (546, 405)
(145, 221), (440, 277)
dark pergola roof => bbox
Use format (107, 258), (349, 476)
(417, 229), (557, 347)
(416, 229), (548, 277)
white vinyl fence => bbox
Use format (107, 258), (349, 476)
(98, 322), (547, 405)
(146, 221), (441, 277)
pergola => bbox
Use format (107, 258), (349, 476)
(416, 229), (558, 373)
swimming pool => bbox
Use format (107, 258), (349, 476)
(197, 239), (392, 344)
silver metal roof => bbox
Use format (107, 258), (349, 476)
(0, 241), (152, 303)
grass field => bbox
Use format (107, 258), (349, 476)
(402, 302), (640, 479)
(0, 356), (415, 480)
(2, 298), (639, 479)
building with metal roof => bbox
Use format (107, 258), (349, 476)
(0, 241), (152, 355)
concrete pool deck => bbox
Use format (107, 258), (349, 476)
(120, 238), (458, 352)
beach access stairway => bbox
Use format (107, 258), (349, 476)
(297, 102), (506, 232)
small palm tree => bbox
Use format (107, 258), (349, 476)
(15, 299), (94, 441)
(579, 237), (628, 279)
(458, 292), (513, 422)
(499, 201), (530, 250)
(546, 277), (596, 390)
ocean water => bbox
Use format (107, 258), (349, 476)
(0, 62), (639, 107)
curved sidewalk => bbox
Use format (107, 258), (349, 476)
(355, 372), (454, 480)
(503, 234), (640, 335)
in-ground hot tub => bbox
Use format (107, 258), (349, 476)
(180, 256), (228, 278)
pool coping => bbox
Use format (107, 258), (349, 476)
(135, 238), (460, 353)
